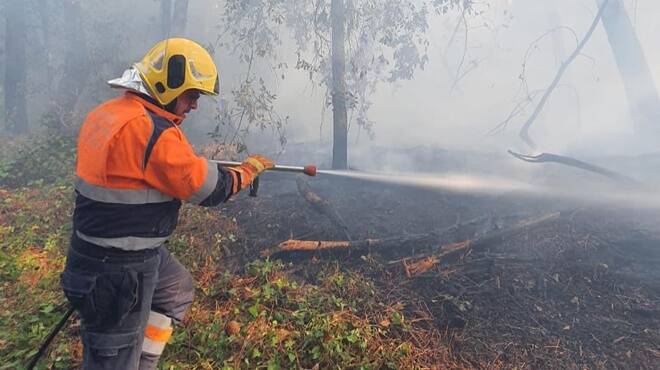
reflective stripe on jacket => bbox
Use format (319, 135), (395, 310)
(74, 92), (234, 250)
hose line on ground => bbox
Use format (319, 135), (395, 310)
(26, 305), (75, 370)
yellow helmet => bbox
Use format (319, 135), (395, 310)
(134, 38), (219, 105)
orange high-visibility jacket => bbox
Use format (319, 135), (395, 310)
(73, 92), (237, 250)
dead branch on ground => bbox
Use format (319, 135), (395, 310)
(403, 240), (472, 277)
(404, 256), (439, 277)
(399, 212), (561, 276)
(296, 176), (352, 240)
(262, 232), (437, 258)
(265, 212), (561, 259)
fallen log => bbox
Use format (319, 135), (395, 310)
(397, 213), (559, 277)
(296, 176), (352, 240)
(261, 232), (438, 258)
(261, 214), (486, 257)
(264, 212), (561, 258)
(273, 239), (377, 253)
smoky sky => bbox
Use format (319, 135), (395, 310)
(191, 0), (660, 157)
(4, 0), (659, 159)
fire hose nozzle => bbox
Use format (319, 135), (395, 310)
(210, 160), (317, 176)
(303, 165), (317, 177)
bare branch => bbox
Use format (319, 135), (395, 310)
(488, 84), (580, 136)
(507, 150), (637, 184)
(518, 0), (609, 149)
(452, 9), (469, 93)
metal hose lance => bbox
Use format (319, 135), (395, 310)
(210, 160), (317, 177)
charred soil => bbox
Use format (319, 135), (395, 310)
(220, 174), (660, 369)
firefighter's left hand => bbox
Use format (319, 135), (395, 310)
(242, 155), (274, 177)
(228, 155), (274, 192)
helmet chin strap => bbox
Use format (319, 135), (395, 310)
(164, 98), (178, 114)
(134, 93), (178, 115)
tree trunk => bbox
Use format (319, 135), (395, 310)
(4, 0), (28, 135)
(597, 0), (660, 134)
(160, 0), (173, 38)
(35, 0), (55, 95)
(331, 0), (349, 169)
(172, 0), (190, 36)
(53, 0), (90, 130)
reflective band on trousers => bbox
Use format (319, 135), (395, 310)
(76, 231), (168, 250)
(75, 177), (174, 204)
(186, 159), (219, 205)
(142, 311), (173, 356)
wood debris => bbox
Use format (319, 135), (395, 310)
(296, 176), (352, 240)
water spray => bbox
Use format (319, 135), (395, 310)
(315, 169), (539, 194)
(311, 169), (660, 210)
(210, 161), (660, 210)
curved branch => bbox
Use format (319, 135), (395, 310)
(450, 9), (469, 94)
(508, 150), (637, 184)
(518, 0), (610, 149)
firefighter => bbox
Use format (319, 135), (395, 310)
(60, 38), (273, 369)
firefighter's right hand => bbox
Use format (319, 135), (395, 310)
(227, 155), (274, 193)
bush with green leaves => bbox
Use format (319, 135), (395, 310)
(161, 259), (424, 369)
(0, 115), (76, 188)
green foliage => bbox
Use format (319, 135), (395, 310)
(0, 300), (74, 370)
(161, 261), (417, 369)
(0, 114), (76, 188)
(0, 186), (429, 369)
(0, 185), (73, 253)
(0, 185), (74, 368)
(221, 0), (471, 137)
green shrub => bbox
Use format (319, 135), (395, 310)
(0, 115), (76, 188)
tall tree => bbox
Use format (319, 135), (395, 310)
(4, 0), (28, 134)
(597, 0), (660, 134)
(34, 0), (55, 94)
(172, 0), (190, 35)
(331, 0), (348, 169)
(160, 0), (173, 37)
(52, 0), (90, 129)
(160, 0), (190, 38)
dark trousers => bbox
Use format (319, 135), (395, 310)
(60, 234), (194, 370)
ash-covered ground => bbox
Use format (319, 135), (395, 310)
(215, 167), (660, 369)
(217, 148), (660, 369)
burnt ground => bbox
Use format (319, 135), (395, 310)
(219, 172), (660, 369)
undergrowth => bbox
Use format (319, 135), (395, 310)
(161, 259), (418, 369)
(0, 185), (75, 369)
(0, 115), (76, 189)
(0, 185), (440, 369)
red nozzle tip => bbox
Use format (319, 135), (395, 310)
(303, 165), (317, 176)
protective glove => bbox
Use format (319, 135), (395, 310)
(226, 155), (274, 195)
